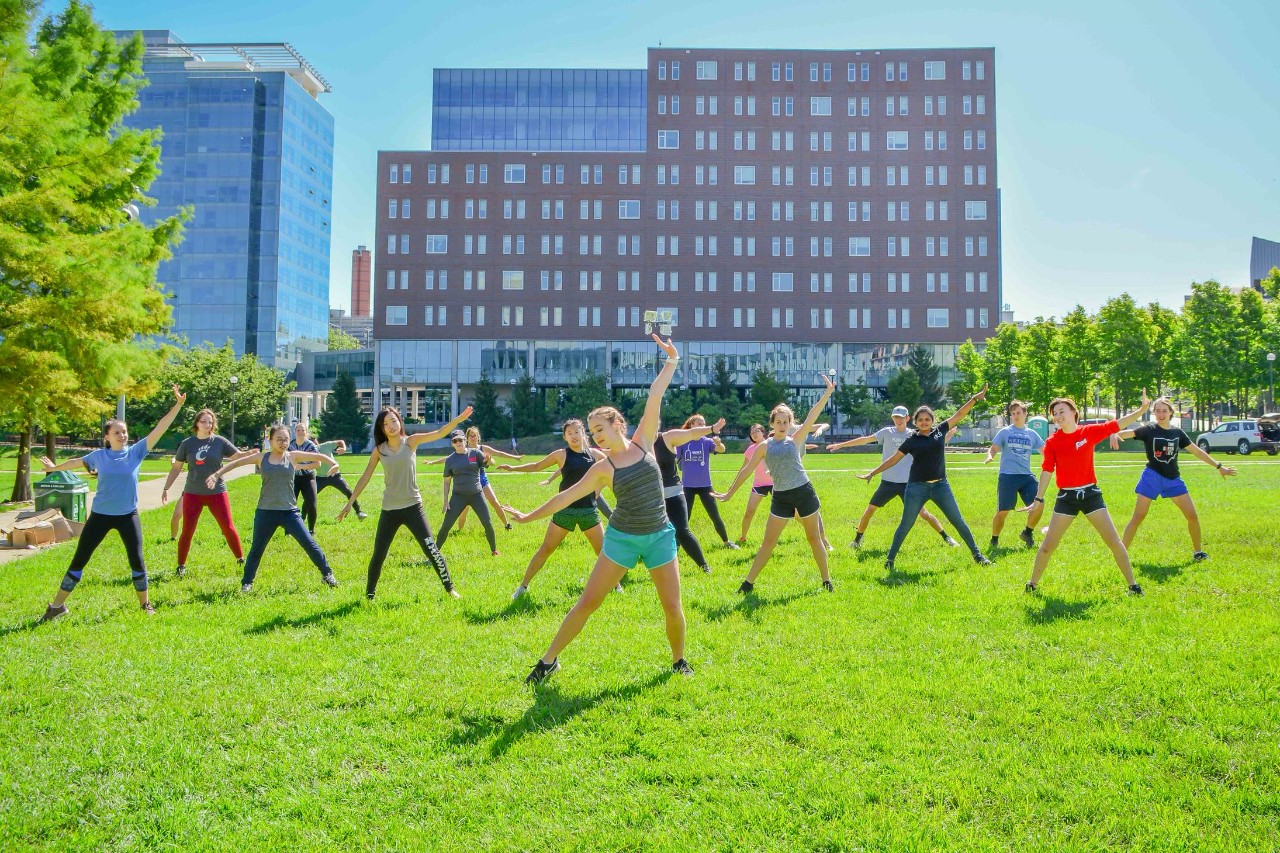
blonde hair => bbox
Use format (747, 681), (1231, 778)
(465, 426), (481, 441)
(769, 404), (794, 426)
(588, 406), (627, 431)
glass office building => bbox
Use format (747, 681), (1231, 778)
(431, 69), (646, 151)
(118, 31), (334, 369)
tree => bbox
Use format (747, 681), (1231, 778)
(467, 371), (507, 442)
(1234, 289), (1266, 415)
(749, 367), (791, 411)
(1170, 281), (1237, 430)
(660, 386), (694, 428)
(508, 372), (551, 437)
(698, 355), (743, 430)
(130, 344), (293, 448)
(949, 339), (986, 407)
(1017, 317), (1060, 413)
(328, 327), (362, 351)
(312, 371), (370, 451)
(1055, 306), (1100, 414)
(1145, 302), (1180, 398)
(885, 368), (923, 411)
(1260, 267), (1280, 301)
(1096, 294), (1155, 415)
(977, 324), (1022, 417)
(561, 368), (612, 419)
(907, 346), (943, 407)
(0, 2), (187, 500)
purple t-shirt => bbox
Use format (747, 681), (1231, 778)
(678, 437), (718, 488)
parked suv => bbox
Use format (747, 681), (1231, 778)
(1196, 419), (1280, 455)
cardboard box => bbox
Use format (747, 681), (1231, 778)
(11, 508), (74, 544)
(11, 523), (56, 547)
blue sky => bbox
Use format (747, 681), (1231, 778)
(84, 0), (1279, 320)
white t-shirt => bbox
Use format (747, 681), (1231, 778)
(875, 426), (915, 484)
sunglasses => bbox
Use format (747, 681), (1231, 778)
(451, 438), (465, 443)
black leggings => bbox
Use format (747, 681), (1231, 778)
(60, 511), (147, 593)
(665, 492), (708, 569)
(293, 474), (318, 532)
(437, 491), (496, 551)
(317, 473), (362, 514)
(684, 485), (729, 543)
(367, 503), (453, 596)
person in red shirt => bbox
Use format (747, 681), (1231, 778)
(1020, 390), (1151, 595)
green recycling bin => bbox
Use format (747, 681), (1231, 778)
(33, 470), (89, 523)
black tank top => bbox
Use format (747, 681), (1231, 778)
(559, 446), (597, 510)
(653, 435), (681, 487)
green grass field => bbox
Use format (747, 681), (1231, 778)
(2, 451), (1277, 850)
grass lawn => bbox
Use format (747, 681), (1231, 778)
(1, 451), (1277, 849)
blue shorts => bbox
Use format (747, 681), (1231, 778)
(997, 473), (1039, 512)
(1135, 468), (1189, 501)
(479, 469), (490, 488)
(602, 522), (678, 570)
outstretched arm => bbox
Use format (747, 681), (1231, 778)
(828, 434), (877, 451)
(481, 443), (522, 461)
(661, 424), (716, 451)
(408, 406), (475, 449)
(504, 462), (611, 523)
(161, 458), (186, 497)
(945, 383), (988, 429)
(289, 451), (340, 476)
(1184, 441), (1237, 477)
(145, 385), (188, 449)
(984, 443), (1000, 464)
(859, 450), (906, 482)
(636, 334), (680, 446)
(499, 449), (566, 473)
(1116, 389), (1150, 430)
(206, 451), (263, 490)
(791, 373), (836, 446)
(39, 455), (89, 473)
(718, 441), (767, 501)
(337, 450), (382, 520)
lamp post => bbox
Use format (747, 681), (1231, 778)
(229, 375), (238, 446)
(1268, 353), (1276, 412)
(1010, 364), (1018, 402)
(828, 368), (838, 434)
(1093, 373), (1101, 420)
(509, 378), (518, 448)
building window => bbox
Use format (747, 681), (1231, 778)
(924, 60), (945, 80)
(502, 271), (524, 291)
(849, 237), (870, 257)
(657, 130), (679, 149)
(503, 164), (526, 184)
(771, 272), (794, 292)
(696, 60), (717, 80)
(385, 305), (407, 326)
(619, 199), (640, 220)
(965, 200), (988, 220)
(733, 165), (756, 185)
(810, 96), (832, 116)
(886, 131), (909, 150)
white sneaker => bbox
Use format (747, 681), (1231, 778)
(511, 585), (528, 600)
(614, 583), (625, 593)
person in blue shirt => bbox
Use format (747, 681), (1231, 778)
(984, 400), (1046, 550)
(37, 385), (187, 622)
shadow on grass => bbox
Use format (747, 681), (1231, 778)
(462, 595), (545, 625)
(1024, 595), (1095, 625)
(874, 567), (942, 587)
(1135, 560), (1189, 584)
(245, 599), (362, 635)
(451, 670), (673, 759)
(0, 619), (40, 638)
(691, 588), (814, 623)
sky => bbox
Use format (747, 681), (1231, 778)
(82, 0), (1280, 321)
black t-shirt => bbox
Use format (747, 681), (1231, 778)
(899, 426), (949, 483)
(289, 438), (319, 478)
(1133, 423), (1191, 479)
(654, 435), (680, 487)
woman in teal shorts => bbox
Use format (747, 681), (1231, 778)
(506, 334), (691, 684)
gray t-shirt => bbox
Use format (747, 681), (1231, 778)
(257, 452), (298, 510)
(874, 426), (915, 484)
(992, 425), (1044, 477)
(378, 440), (421, 511)
(175, 434), (238, 495)
(765, 436), (809, 491)
(443, 449), (486, 496)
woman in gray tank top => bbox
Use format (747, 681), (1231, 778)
(207, 424), (340, 592)
(717, 374), (836, 594)
(506, 334), (693, 684)
(339, 405), (473, 600)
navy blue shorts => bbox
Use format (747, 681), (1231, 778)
(997, 473), (1039, 512)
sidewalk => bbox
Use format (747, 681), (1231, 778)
(0, 467), (253, 565)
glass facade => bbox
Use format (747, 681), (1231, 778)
(122, 34), (333, 369)
(432, 69), (646, 151)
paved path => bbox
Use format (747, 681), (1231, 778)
(0, 467), (253, 564)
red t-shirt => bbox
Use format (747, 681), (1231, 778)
(1041, 421), (1120, 488)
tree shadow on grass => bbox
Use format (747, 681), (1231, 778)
(690, 588), (815, 623)
(462, 595), (545, 625)
(452, 670), (673, 759)
(1135, 560), (1189, 585)
(244, 599), (362, 635)
(1024, 595), (1095, 625)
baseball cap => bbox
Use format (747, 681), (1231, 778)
(891, 406), (910, 417)
(449, 430), (466, 441)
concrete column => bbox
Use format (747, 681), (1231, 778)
(411, 388), (420, 422)
(450, 339), (460, 419)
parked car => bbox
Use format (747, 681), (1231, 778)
(1196, 419), (1280, 455)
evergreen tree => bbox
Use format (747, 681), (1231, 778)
(907, 346), (943, 407)
(467, 371), (507, 441)
(710, 355), (734, 399)
(834, 381), (885, 434)
(508, 372), (551, 437)
(313, 371), (370, 451)
(749, 367), (791, 411)
(562, 368), (612, 418)
(0, 2), (187, 499)
(886, 368), (923, 411)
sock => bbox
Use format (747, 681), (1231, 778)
(854, 531), (864, 542)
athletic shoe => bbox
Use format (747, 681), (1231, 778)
(1020, 528), (1036, 549)
(1192, 551), (1208, 562)
(175, 565), (186, 578)
(141, 601), (156, 615)
(824, 541), (834, 553)
(366, 592), (375, 602)
(737, 580), (754, 594)
(724, 541), (740, 550)
(357, 512), (368, 521)
(1128, 583), (1144, 596)
(942, 535), (959, 547)
(884, 559), (894, 573)
(40, 603), (69, 623)
(491, 550), (501, 557)
(504, 523), (513, 531)
(322, 573), (339, 588)
(701, 564), (712, 574)
(447, 587), (462, 599)
(672, 659), (694, 675)
(989, 536), (999, 551)
(236, 558), (245, 567)
(240, 583), (253, 593)
(822, 579), (835, 593)
(973, 553), (992, 566)
(525, 658), (559, 685)
(511, 584), (528, 600)
(851, 535), (863, 550)
(1024, 582), (1038, 594)
(614, 583), (625, 593)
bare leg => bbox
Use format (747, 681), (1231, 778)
(483, 483), (510, 527)
(1084, 509), (1137, 587)
(920, 508), (945, 533)
(991, 509), (1011, 538)
(1025, 500), (1045, 532)
(855, 504), (879, 534)
(798, 511), (831, 583)
(1168, 493), (1202, 552)
(744, 513), (789, 584)
(519, 523), (572, 587)
(582, 524), (604, 556)
(1028, 512), (1075, 587)
(1121, 496), (1152, 549)
(647, 560), (686, 663)
(739, 490), (764, 541)
(539, 554), (628, 664)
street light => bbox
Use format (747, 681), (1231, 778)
(1094, 373), (1101, 420)
(1010, 364), (1018, 401)
(229, 375), (238, 446)
(1268, 352), (1276, 412)
(828, 368), (838, 434)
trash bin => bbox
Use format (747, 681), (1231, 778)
(33, 470), (90, 523)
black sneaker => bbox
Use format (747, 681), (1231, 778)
(1020, 528), (1035, 548)
(701, 564), (712, 574)
(366, 592), (376, 602)
(1192, 551), (1208, 562)
(526, 658), (560, 685)
(1128, 583), (1144, 596)
(175, 565), (186, 578)
(737, 580), (754, 594)
(974, 553), (992, 566)
(505, 523), (513, 531)
(822, 579), (834, 593)
(989, 536), (1000, 551)
(884, 559), (895, 573)
(852, 534), (864, 550)
(1024, 581), (1038, 594)
(672, 658), (694, 675)
(322, 573), (339, 588)
(237, 557), (245, 567)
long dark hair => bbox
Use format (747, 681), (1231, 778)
(101, 419), (126, 448)
(373, 407), (401, 448)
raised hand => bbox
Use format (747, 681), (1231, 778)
(172, 384), (187, 405)
(652, 334), (678, 360)
(1140, 388), (1149, 407)
(39, 456), (56, 471)
(975, 383), (988, 401)
(820, 372), (835, 391)
(459, 405), (474, 420)
(712, 417), (726, 434)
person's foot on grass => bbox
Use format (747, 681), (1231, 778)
(511, 584), (528, 600)
(322, 573), (339, 588)
(1020, 528), (1036, 549)
(701, 564), (712, 574)
(526, 657), (559, 685)
(974, 553), (992, 566)
(1128, 583), (1144, 596)
(724, 540), (740, 550)
(672, 658), (694, 675)
(822, 579), (834, 593)
(1024, 581), (1038, 594)
(175, 565), (186, 578)
(141, 601), (156, 615)
(737, 580), (754, 595)
(40, 603), (69, 623)
(989, 536), (999, 551)
(1193, 551), (1208, 562)
(241, 583), (253, 593)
